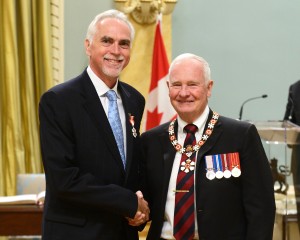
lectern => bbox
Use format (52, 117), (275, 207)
(252, 120), (300, 240)
(253, 120), (300, 145)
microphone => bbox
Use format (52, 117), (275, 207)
(238, 94), (268, 120)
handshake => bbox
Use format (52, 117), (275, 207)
(127, 191), (150, 226)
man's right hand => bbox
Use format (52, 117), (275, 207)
(127, 191), (150, 226)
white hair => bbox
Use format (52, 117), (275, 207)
(169, 53), (211, 83)
(86, 9), (135, 46)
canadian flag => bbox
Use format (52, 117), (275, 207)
(144, 19), (177, 131)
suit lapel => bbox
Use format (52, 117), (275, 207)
(196, 110), (223, 170)
(118, 84), (134, 177)
(80, 71), (125, 172)
(161, 122), (177, 202)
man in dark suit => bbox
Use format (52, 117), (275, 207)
(284, 80), (300, 124)
(39, 9), (148, 240)
(284, 80), (300, 232)
(141, 53), (275, 240)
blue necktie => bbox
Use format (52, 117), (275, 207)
(106, 90), (126, 168)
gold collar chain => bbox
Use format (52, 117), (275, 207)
(168, 112), (219, 155)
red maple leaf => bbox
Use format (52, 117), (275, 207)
(146, 107), (163, 130)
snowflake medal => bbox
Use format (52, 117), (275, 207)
(180, 158), (195, 173)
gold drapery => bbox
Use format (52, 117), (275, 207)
(0, 0), (55, 196)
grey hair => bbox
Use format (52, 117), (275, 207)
(169, 53), (211, 83)
(86, 9), (135, 45)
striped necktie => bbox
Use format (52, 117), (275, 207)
(174, 124), (198, 240)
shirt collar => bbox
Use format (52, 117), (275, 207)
(87, 66), (121, 99)
(177, 105), (210, 134)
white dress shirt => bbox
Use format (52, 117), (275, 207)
(87, 66), (127, 157)
(160, 106), (209, 240)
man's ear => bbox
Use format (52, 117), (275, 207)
(207, 80), (214, 98)
(85, 39), (91, 56)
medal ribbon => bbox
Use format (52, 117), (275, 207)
(205, 155), (214, 171)
(221, 154), (229, 170)
(214, 154), (223, 171)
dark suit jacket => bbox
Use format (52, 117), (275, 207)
(39, 69), (145, 240)
(284, 80), (300, 125)
(284, 80), (300, 225)
(284, 80), (300, 172)
(141, 110), (275, 240)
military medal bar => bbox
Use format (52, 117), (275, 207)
(205, 152), (241, 180)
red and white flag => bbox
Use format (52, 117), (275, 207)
(144, 19), (176, 131)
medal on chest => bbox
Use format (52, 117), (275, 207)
(205, 152), (241, 180)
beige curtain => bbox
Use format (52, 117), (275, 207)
(0, 0), (54, 196)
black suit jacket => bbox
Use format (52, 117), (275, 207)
(284, 80), (300, 223)
(284, 80), (300, 125)
(141, 110), (275, 240)
(39, 69), (145, 240)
